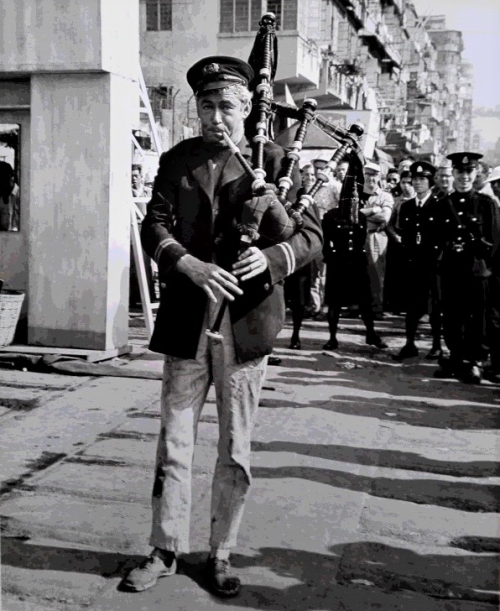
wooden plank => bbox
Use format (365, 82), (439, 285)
(0, 345), (131, 362)
(130, 203), (154, 338)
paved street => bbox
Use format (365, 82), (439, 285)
(1, 314), (499, 611)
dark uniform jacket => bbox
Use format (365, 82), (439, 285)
(322, 207), (371, 306)
(436, 190), (500, 278)
(141, 136), (323, 362)
(398, 193), (442, 265)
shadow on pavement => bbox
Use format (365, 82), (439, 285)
(258, 393), (500, 431)
(224, 543), (498, 609)
(2, 538), (499, 609)
(251, 440), (500, 478)
(251, 465), (500, 513)
(1, 537), (142, 577)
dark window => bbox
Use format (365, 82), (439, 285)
(146, 0), (172, 31)
(267, 0), (297, 30)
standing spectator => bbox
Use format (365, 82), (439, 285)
(121, 55), (322, 597)
(486, 237), (500, 383)
(130, 164), (154, 306)
(485, 166), (500, 201)
(285, 164), (316, 349)
(474, 160), (500, 207)
(435, 152), (500, 384)
(385, 168), (400, 194)
(398, 157), (415, 176)
(309, 158), (340, 317)
(396, 162), (443, 360)
(335, 160), (350, 185)
(485, 165), (500, 381)
(0, 161), (20, 232)
(433, 160), (454, 199)
(384, 170), (414, 314)
(359, 161), (394, 317)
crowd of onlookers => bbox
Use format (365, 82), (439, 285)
(285, 152), (500, 385)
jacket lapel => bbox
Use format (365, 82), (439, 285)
(186, 139), (215, 204)
(218, 136), (252, 190)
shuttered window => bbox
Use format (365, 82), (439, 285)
(220, 0), (264, 32)
(146, 0), (172, 31)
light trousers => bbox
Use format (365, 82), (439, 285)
(365, 231), (388, 312)
(149, 302), (267, 553)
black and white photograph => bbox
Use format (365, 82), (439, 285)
(0, 1), (499, 609)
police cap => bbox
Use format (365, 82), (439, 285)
(187, 56), (254, 95)
(410, 161), (436, 179)
(446, 151), (483, 171)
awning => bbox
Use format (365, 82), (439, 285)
(374, 147), (394, 173)
(274, 122), (339, 149)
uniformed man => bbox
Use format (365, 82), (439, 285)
(121, 55), (322, 597)
(435, 152), (500, 383)
(322, 157), (387, 351)
(396, 161), (443, 360)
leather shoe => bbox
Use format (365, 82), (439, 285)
(206, 557), (241, 598)
(289, 339), (301, 350)
(396, 344), (419, 360)
(366, 333), (388, 349)
(268, 356), (282, 366)
(425, 347), (443, 360)
(323, 338), (338, 350)
(462, 364), (483, 384)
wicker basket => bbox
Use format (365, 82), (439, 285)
(0, 290), (25, 347)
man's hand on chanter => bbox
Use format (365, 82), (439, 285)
(177, 254), (243, 303)
(232, 246), (269, 282)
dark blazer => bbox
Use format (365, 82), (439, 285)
(398, 193), (442, 262)
(141, 136), (322, 362)
(437, 190), (500, 277)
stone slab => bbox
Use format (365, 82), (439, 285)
(26, 460), (213, 505)
(0, 377), (161, 489)
(359, 495), (500, 548)
(1, 537), (116, 606)
(0, 370), (82, 389)
(1, 493), (152, 553)
(336, 538), (499, 605)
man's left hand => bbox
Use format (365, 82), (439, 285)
(232, 246), (268, 282)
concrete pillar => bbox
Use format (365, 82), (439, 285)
(28, 72), (135, 350)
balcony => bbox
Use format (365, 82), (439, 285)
(307, 60), (359, 109)
(338, 0), (365, 26)
(217, 31), (320, 89)
(358, 15), (402, 68)
(421, 103), (443, 123)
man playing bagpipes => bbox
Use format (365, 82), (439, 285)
(121, 53), (322, 598)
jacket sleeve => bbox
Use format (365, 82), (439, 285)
(263, 194), (323, 284)
(140, 145), (189, 276)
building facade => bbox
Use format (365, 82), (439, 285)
(138, 0), (473, 169)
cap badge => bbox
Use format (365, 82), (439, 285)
(203, 63), (220, 75)
(417, 166), (423, 172)
(463, 155), (469, 164)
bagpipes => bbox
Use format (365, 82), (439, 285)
(206, 12), (365, 339)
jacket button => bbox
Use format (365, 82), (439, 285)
(160, 282), (166, 289)
(264, 283), (270, 291)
